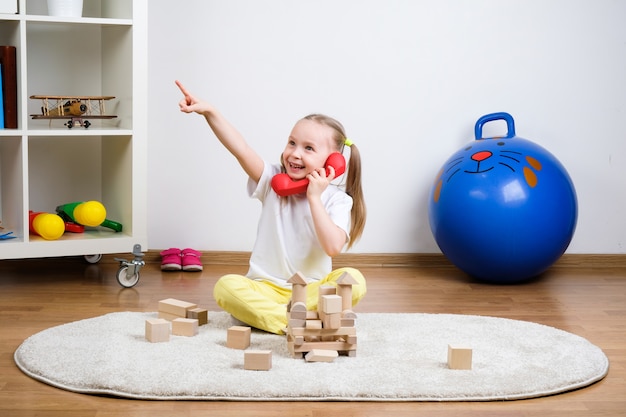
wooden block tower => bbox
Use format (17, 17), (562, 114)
(286, 271), (358, 360)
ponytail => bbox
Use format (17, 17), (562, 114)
(344, 143), (366, 249)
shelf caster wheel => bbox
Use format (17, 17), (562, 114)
(114, 244), (145, 288)
(84, 254), (103, 264)
(116, 266), (140, 288)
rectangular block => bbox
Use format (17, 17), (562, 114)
(244, 350), (272, 371)
(319, 285), (336, 296)
(448, 345), (473, 370)
(288, 340), (356, 357)
(305, 349), (338, 362)
(320, 294), (343, 314)
(158, 298), (197, 317)
(172, 318), (198, 336)
(145, 318), (170, 343)
(187, 307), (208, 325)
(227, 325), (251, 349)
(341, 317), (356, 327)
(158, 311), (180, 321)
(289, 326), (356, 337)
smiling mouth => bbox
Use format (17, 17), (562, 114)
(288, 162), (305, 172)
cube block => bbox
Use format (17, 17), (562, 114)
(448, 345), (473, 370)
(244, 350), (272, 370)
(227, 326), (251, 349)
(172, 318), (199, 336)
(187, 307), (208, 325)
(145, 318), (170, 343)
(320, 294), (343, 314)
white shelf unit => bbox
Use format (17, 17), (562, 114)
(0, 0), (147, 259)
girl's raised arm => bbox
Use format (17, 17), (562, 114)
(176, 80), (264, 183)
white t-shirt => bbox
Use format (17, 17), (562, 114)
(246, 162), (353, 288)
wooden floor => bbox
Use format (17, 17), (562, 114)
(0, 256), (624, 417)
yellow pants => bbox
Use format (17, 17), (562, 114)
(213, 267), (367, 334)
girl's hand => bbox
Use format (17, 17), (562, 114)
(306, 165), (336, 199)
(175, 80), (212, 115)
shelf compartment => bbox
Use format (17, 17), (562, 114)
(24, 0), (133, 20)
(26, 21), (132, 130)
(27, 135), (133, 241)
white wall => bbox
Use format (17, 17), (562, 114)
(147, 0), (626, 254)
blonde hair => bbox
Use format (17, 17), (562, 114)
(302, 114), (366, 249)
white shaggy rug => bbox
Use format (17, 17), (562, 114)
(14, 311), (608, 401)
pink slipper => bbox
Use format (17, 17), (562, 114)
(181, 248), (203, 272)
(160, 248), (182, 271)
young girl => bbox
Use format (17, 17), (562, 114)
(176, 80), (367, 334)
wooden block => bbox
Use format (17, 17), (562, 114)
(289, 303), (307, 320)
(289, 326), (356, 338)
(291, 301), (307, 312)
(305, 349), (338, 362)
(341, 317), (356, 327)
(158, 311), (180, 321)
(288, 271), (308, 304)
(288, 318), (306, 328)
(337, 272), (358, 311)
(320, 294), (343, 314)
(290, 340), (356, 355)
(227, 325), (251, 349)
(319, 285), (336, 296)
(342, 309), (357, 319)
(288, 310), (306, 320)
(244, 350), (272, 370)
(186, 308), (208, 325)
(448, 345), (473, 370)
(306, 310), (319, 320)
(321, 312), (341, 329)
(172, 318), (198, 336)
(145, 318), (169, 343)
(158, 298), (197, 317)
(318, 285), (335, 307)
(306, 319), (323, 329)
(336, 271), (359, 286)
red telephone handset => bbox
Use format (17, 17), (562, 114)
(271, 152), (346, 197)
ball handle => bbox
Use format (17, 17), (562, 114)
(474, 112), (516, 140)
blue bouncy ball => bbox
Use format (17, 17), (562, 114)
(428, 112), (577, 284)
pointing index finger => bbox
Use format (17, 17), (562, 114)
(175, 80), (190, 97)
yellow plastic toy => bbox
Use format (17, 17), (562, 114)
(56, 201), (123, 232)
(29, 211), (65, 240)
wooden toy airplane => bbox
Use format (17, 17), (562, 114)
(30, 95), (117, 128)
